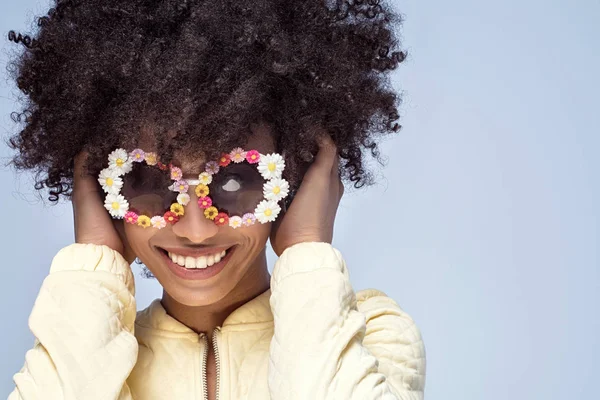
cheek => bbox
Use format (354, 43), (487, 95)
(247, 222), (271, 243)
(231, 222), (271, 254)
(124, 223), (157, 254)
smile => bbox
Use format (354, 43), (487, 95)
(157, 245), (236, 281)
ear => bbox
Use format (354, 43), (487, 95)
(112, 220), (137, 265)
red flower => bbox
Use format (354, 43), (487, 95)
(157, 162), (168, 171)
(164, 211), (179, 224)
(214, 212), (229, 226)
(219, 153), (231, 167)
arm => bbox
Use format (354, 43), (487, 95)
(268, 242), (426, 400)
(8, 243), (138, 400)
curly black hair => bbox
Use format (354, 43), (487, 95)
(6, 0), (406, 202)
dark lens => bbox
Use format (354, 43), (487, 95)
(209, 163), (265, 216)
(121, 163), (178, 217)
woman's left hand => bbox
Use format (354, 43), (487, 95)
(269, 132), (344, 257)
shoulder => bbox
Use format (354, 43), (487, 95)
(356, 289), (421, 341)
(355, 288), (427, 393)
(355, 288), (423, 343)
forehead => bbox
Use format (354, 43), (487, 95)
(136, 122), (276, 176)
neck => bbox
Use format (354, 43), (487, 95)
(160, 251), (271, 341)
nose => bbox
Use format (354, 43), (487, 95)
(171, 187), (219, 243)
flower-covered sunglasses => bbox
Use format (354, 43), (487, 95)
(98, 147), (289, 229)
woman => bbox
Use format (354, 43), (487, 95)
(6, 0), (426, 399)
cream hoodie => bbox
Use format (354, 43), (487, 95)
(8, 241), (426, 399)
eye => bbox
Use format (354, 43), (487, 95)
(221, 175), (242, 192)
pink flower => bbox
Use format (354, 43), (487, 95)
(129, 149), (145, 162)
(150, 216), (166, 229)
(197, 196), (213, 209)
(205, 161), (220, 175)
(170, 166), (183, 180)
(242, 213), (257, 226)
(229, 147), (247, 163)
(124, 211), (139, 225)
(174, 180), (189, 193)
(245, 150), (260, 164)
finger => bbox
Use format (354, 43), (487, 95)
(73, 151), (102, 197)
(312, 133), (337, 172)
(330, 151), (340, 180)
(72, 152), (112, 233)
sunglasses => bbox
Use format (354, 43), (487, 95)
(98, 147), (290, 229)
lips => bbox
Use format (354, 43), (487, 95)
(158, 245), (236, 280)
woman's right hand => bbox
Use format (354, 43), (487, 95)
(72, 151), (136, 264)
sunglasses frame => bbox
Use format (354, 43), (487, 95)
(98, 147), (290, 229)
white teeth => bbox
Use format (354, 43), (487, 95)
(185, 257), (196, 269)
(196, 256), (207, 269)
(167, 249), (228, 270)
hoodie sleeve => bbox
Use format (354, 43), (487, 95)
(268, 242), (426, 400)
(8, 243), (138, 400)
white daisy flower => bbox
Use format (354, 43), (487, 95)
(98, 168), (123, 195)
(104, 193), (129, 219)
(198, 172), (213, 185)
(108, 148), (133, 175)
(257, 153), (285, 180)
(229, 216), (243, 229)
(151, 216), (167, 229)
(177, 193), (191, 206)
(254, 199), (281, 223)
(263, 178), (289, 202)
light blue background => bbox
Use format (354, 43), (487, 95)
(1, 1), (598, 398)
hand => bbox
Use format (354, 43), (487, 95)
(72, 151), (136, 264)
(269, 132), (344, 257)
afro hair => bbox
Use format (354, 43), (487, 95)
(6, 0), (407, 202)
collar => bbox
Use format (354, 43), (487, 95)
(135, 288), (273, 336)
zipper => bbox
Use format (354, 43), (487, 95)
(201, 327), (222, 400)
(201, 333), (208, 400)
(213, 326), (221, 400)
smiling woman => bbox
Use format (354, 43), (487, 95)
(5, 1), (426, 399)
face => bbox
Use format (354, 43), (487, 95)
(121, 122), (276, 307)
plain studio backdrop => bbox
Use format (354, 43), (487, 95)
(1, 1), (598, 399)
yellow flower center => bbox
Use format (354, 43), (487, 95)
(116, 159), (124, 167)
(136, 154), (141, 159)
(273, 186), (280, 194)
(264, 209), (272, 217)
(251, 155), (257, 160)
(111, 202), (120, 210)
(106, 177), (113, 186)
(268, 162), (276, 172)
